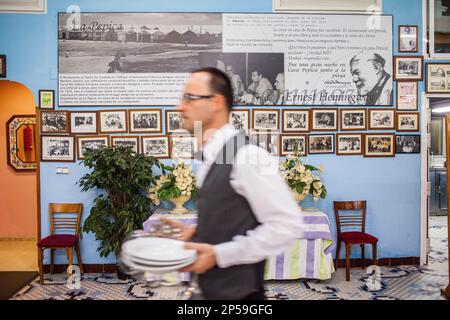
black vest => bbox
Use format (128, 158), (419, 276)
(193, 132), (265, 300)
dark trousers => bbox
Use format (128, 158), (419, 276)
(241, 289), (266, 300)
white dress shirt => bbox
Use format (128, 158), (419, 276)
(196, 124), (306, 268)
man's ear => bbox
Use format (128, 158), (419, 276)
(212, 95), (227, 112)
(373, 62), (382, 75)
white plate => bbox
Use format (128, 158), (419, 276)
(121, 237), (196, 262)
(120, 253), (196, 273)
(120, 251), (195, 266)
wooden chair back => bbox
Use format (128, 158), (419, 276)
(49, 203), (83, 236)
(333, 201), (367, 236)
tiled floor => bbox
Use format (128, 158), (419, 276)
(9, 216), (449, 300)
(0, 240), (38, 272)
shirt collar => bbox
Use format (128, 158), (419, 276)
(202, 124), (239, 163)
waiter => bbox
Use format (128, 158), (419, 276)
(169, 67), (305, 300)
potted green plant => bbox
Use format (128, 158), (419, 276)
(78, 146), (162, 279)
(279, 153), (327, 211)
(149, 161), (198, 214)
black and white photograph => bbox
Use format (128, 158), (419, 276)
(369, 109), (395, 130)
(77, 136), (109, 160)
(41, 136), (75, 162)
(129, 109), (162, 133)
(364, 133), (395, 157)
(99, 110), (128, 133)
(311, 109), (338, 131)
(396, 112), (420, 132)
(111, 136), (139, 153)
(282, 109), (310, 133)
(394, 56), (423, 80)
(250, 134), (279, 156)
(170, 135), (197, 159)
(58, 13), (222, 74)
(336, 133), (363, 155)
(280, 134), (307, 156)
(340, 109), (366, 131)
(40, 111), (69, 133)
(426, 63), (450, 93)
(142, 136), (170, 159)
(252, 109), (279, 131)
(399, 25), (418, 52)
(166, 110), (186, 134)
(308, 134), (335, 155)
(70, 112), (98, 134)
(229, 109), (250, 132)
(396, 135), (420, 154)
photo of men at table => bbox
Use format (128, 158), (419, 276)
(199, 52), (284, 105)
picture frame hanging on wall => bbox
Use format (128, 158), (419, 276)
(396, 81), (418, 110)
(368, 109), (395, 130)
(252, 109), (279, 131)
(396, 135), (420, 154)
(364, 133), (395, 157)
(340, 109), (366, 131)
(280, 134), (307, 156)
(398, 25), (418, 53)
(41, 135), (75, 162)
(396, 112), (420, 132)
(111, 136), (139, 153)
(311, 108), (338, 131)
(166, 110), (186, 134)
(426, 63), (450, 94)
(282, 109), (310, 133)
(70, 111), (98, 134)
(40, 110), (69, 133)
(0, 55), (6, 78)
(393, 56), (423, 81)
(336, 133), (363, 156)
(98, 110), (128, 134)
(250, 133), (279, 156)
(142, 135), (170, 159)
(77, 136), (109, 160)
(229, 109), (250, 133)
(39, 90), (55, 109)
(129, 109), (162, 133)
(170, 135), (197, 160)
(308, 134), (335, 155)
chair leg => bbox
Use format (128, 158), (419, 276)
(372, 243), (378, 266)
(50, 249), (54, 274)
(67, 247), (73, 271)
(37, 247), (44, 285)
(335, 240), (341, 268)
(345, 243), (351, 281)
(76, 241), (84, 274)
(361, 244), (365, 269)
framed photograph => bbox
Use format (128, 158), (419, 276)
(251, 134), (279, 156)
(393, 56), (423, 81)
(129, 109), (162, 133)
(426, 63), (450, 94)
(308, 134), (335, 155)
(340, 109), (367, 131)
(396, 135), (420, 154)
(111, 136), (139, 153)
(98, 110), (127, 134)
(142, 135), (170, 159)
(282, 109), (310, 133)
(0, 55), (6, 78)
(364, 133), (395, 157)
(70, 112), (97, 134)
(398, 25), (418, 53)
(77, 136), (109, 160)
(38, 90), (55, 109)
(280, 134), (307, 156)
(336, 133), (363, 156)
(396, 81), (418, 110)
(170, 135), (197, 159)
(229, 109), (250, 132)
(396, 112), (420, 132)
(40, 110), (69, 133)
(166, 110), (186, 134)
(368, 109), (395, 130)
(252, 109), (279, 131)
(41, 136), (75, 162)
(311, 108), (338, 131)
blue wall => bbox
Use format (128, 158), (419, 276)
(0, 0), (425, 264)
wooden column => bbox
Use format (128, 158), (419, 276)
(442, 114), (450, 299)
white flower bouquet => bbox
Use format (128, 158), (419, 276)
(148, 162), (198, 205)
(279, 154), (327, 202)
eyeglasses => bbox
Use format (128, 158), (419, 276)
(182, 93), (214, 103)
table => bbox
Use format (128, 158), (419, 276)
(143, 207), (335, 281)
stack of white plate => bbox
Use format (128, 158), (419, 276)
(119, 237), (197, 274)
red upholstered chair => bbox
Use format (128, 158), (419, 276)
(333, 201), (378, 281)
(37, 203), (84, 284)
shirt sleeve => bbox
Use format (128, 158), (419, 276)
(213, 144), (307, 268)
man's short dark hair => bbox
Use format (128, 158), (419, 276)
(192, 67), (233, 111)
